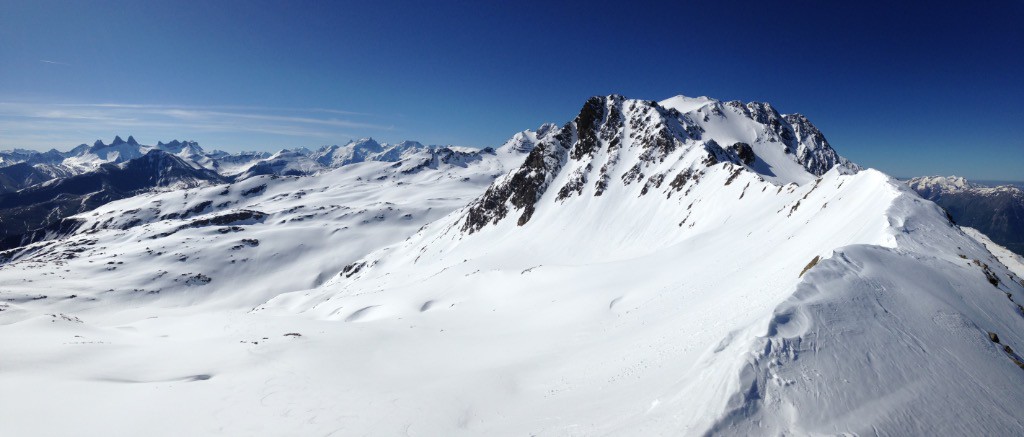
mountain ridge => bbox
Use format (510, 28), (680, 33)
(2, 93), (1022, 436)
(252, 94), (1024, 435)
(0, 135), (484, 184)
(0, 149), (227, 249)
(461, 95), (855, 233)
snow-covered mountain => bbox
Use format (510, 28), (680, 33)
(0, 142), (518, 301)
(2, 135), (213, 179)
(311, 137), (391, 167)
(0, 150), (226, 249)
(907, 175), (980, 197)
(0, 136), (495, 252)
(202, 149), (272, 175)
(908, 175), (1024, 198)
(0, 135), (494, 186)
(257, 96), (1024, 434)
(908, 175), (1024, 255)
(0, 147), (67, 167)
(0, 162), (51, 193)
(1, 95), (1022, 436)
(62, 135), (152, 171)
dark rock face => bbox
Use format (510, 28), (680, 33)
(461, 128), (573, 232)
(570, 96), (608, 160)
(457, 95), (859, 237)
(556, 164), (590, 201)
(461, 95), (708, 233)
(701, 140), (735, 168)
(723, 100), (851, 176)
(0, 217), (85, 251)
(639, 173), (666, 196)
(241, 184), (267, 196)
(782, 113), (852, 176)
(151, 210), (267, 239)
(118, 150), (224, 186)
(729, 142), (756, 165)
(0, 150), (225, 249)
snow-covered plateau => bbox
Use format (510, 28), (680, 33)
(2, 95), (1023, 436)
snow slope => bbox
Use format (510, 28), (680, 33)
(1, 95), (1022, 436)
(261, 96), (1024, 434)
(964, 226), (1024, 278)
(0, 146), (512, 313)
(0, 144), (525, 436)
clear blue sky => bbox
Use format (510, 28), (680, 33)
(1, 0), (1021, 180)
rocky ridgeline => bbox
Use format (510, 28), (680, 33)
(461, 95), (853, 234)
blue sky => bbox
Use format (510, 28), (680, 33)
(1, 0), (1021, 180)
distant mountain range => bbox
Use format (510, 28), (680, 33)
(0, 136), (494, 250)
(907, 175), (1024, 255)
(0, 135), (471, 187)
(0, 150), (225, 249)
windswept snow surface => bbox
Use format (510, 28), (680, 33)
(2, 96), (1023, 436)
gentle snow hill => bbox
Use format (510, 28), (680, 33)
(1, 94), (1022, 436)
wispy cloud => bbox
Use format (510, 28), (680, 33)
(39, 59), (71, 66)
(0, 100), (397, 151)
(57, 102), (371, 117)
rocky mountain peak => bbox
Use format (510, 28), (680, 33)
(907, 175), (977, 198)
(459, 93), (858, 235)
(156, 139), (204, 155)
(460, 94), (711, 233)
(499, 124), (560, 155)
(395, 140), (424, 149)
(350, 138), (383, 151)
